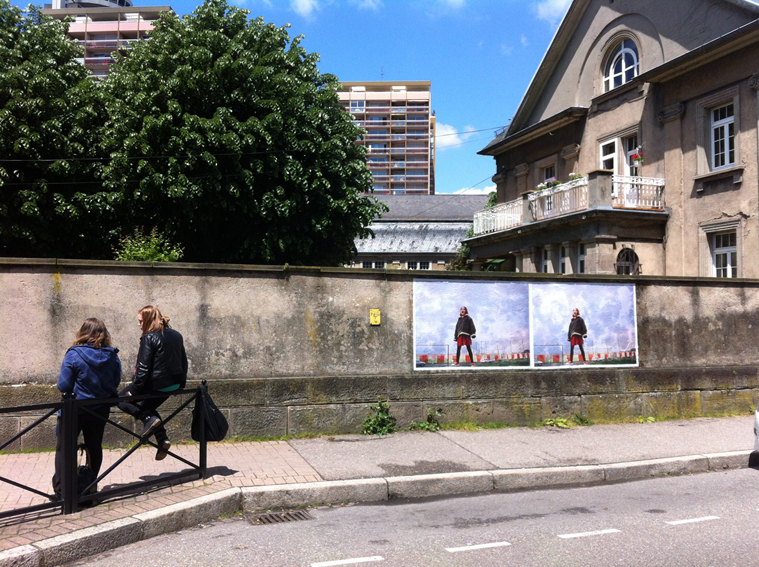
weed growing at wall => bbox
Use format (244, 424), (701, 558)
(409, 408), (444, 432)
(361, 398), (397, 436)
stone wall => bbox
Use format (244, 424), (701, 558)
(2, 259), (759, 449)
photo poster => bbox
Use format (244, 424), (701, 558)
(413, 280), (638, 370)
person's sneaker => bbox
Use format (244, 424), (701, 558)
(453, 362), (459, 366)
(155, 439), (171, 461)
(141, 415), (162, 437)
(471, 363), (476, 367)
(567, 361), (573, 365)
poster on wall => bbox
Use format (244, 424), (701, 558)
(530, 282), (638, 367)
(413, 279), (531, 369)
(413, 279), (638, 370)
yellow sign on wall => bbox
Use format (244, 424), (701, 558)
(370, 309), (381, 326)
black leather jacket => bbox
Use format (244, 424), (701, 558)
(133, 327), (188, 394)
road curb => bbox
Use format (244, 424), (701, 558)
(1, 452), (755, 567)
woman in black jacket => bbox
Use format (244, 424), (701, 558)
(118, 305), (187, 460)
(453, 306), (476, 367)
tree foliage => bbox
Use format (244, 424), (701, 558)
(113, 226), (184, 262)
(100, 0), (384, 265)
(0, 0), (385, 265)
(0, 1), (111, 258)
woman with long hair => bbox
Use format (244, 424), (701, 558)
(53, 318), (121, 497)
(453, 306), (477, 367)
(118, 306), (187, 460)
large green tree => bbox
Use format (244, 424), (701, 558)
(0, 2), (112, 258)
(101, 0), (383, 265)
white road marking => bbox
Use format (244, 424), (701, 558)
(446, 541), (512, 553)
(558, 528), (621, 539)
(311, 557), (384, 567)
(666, 516), (720, 525)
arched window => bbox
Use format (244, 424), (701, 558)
(615, 248), (640, 275)
(603, 39), (639, 92)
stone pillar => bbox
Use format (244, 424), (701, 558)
(521, 248), (537, 273)
(512, 250), (524, 273)
(561, 241), (575, 274)
(587, 170), (613, 208)
(521, 191), (534, 223)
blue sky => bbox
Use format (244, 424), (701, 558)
(414, 279), (530, 356)
(24, 0), (573, 194)
(531, 283), (638, 356)
(229, 0), (573, 194)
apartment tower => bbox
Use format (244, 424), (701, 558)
(338, 81), (436, 195)
(42, 0), (172, 79)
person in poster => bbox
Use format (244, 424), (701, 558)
(567, 308), (588, 364)
(453, 306), (476, 366)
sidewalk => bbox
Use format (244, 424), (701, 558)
(0, 415), (755, 565)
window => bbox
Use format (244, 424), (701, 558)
(407, 262), (417, 270)
(713, 232), (737, 278)
(350, 100), (365, 113)
(578, 243), (586, 274)
(615, 248), (640, 275)
(543, 165), (556, 181)
(419, 261), (430, 270)
(711, 103), (735, 170)
(541, 249), (550, 273)
(603, 39), (639, 92)
(601, 141), (616, 170)
(624, 135), (639, 177)
(362, 262), (372, 268)
(560, 246), (567, 274)
(374, 261), (385, 269)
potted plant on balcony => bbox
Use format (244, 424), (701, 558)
(631, 151), (644, 167)
(535, 177), (562, 192)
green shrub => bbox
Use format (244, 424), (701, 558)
(409, 408), (444, 432)
(361, 398), (397, 436)
(114, 227), (184, 262)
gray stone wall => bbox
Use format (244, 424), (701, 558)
(2, 259), (759, 448)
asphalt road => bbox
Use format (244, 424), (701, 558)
(68, 467), (759, 567)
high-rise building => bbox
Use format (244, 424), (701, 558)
(42, 0), (172, 79)
(338, 81), (436, 195)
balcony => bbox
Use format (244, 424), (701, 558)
(366, 107), (391, 114)
(472, 174), (665, 236)
(84, 57), (113, 67)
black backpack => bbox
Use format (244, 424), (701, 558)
(191, 381), (229, 442)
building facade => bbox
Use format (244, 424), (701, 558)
(339, 81), (436, 195)
(42, 1), (171, 79)
(468, 0), (759, 278)
(351, 194), (487, 270)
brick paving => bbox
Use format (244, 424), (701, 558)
(0, 441), (322, 552)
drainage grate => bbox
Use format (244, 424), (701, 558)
(247, 510), (314, 525)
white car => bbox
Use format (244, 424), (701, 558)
(754, 408), (759, 452)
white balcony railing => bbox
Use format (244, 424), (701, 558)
(529, 177), (588, 221)
(473, 199), (523, 235)
(612, 175), (665, 209)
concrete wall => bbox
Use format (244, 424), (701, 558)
(3, 259), (759, 449)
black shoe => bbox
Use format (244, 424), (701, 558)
(156, 439), (171, 461)
(141, 415), (162, 437)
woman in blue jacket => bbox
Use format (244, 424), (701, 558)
(53, 318), (122, 497)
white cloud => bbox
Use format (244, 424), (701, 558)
(439, 0), (465, 7)
(453, 185), (495, 195)
(520, 34), (529, 47)
(352, 0), (383, 9)
(501, 43), (513, 56)
(291, 0), (319, 17)
(436, 123), (476, 150)
(535, 0), (571, 25)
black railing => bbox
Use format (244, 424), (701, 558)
(0, 388), (206, 518)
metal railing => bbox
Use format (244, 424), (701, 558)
(0, 388), (206, 518)
(529, 177), (588, 221)
(473, 199), (523, 235)
(612, 175), (665, 209)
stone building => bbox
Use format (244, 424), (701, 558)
(467, 0), (759, 277)
(351, 194), (487, 270)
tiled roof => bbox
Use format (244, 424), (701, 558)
(372, 194), (489, 221)
(355, 222), (473, 254)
